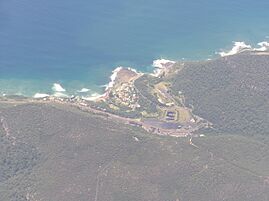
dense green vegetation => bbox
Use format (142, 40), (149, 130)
(134, 75), (162, 113)
(0, 102), (268, 201)
(166, 53), (269, 135)
(0, 52), (268, 200)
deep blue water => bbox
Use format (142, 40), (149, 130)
(1, 0), (269, 96)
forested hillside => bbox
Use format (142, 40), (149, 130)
(0, 102), (268, 201)
(168, 52), (269, 135)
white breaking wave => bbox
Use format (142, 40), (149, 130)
(105, 66), (142, 90)
(218, 41), (269, 57)
(77, 88), (90, 93)
(151, 59), (176, 77)
(219, 42), (252, 57)
(53, 92), (69, 98)
(127, 67), (139, 74)
(82, 93), (104, 101)
(152, 59), (176, 68)
(254, 41), (269, 51)
(52, 83), (66, 92)
(106, 67), (123, 90)
(33, 93), (50, 98)
(100, 84), (108, 88)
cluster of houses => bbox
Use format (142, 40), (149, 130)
(111, 83), (140, 109)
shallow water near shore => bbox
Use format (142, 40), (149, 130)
(1, 0), (269, 97)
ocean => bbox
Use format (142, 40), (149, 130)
(1, 0), (269, 97)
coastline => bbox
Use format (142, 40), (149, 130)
(1, 40), (269, 99)
(1, 49), (268, 138)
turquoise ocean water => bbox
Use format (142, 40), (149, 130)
(1, 0), (269, 97)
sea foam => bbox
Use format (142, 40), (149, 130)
(33, 93), (50, 98)
(85, 66), (141, 102)
(53, 92), (69, 98)
(77, 88), (90, 93)
(152, 59), (176, 68)
(219, 42), (252, 57)
(254, 41), (269, 51)
(52, 83), (66, 92)
(82, 93), (104, 101)
(106, 67), (123, 90)
(218, 41), (269, 57)
(152, 59), (176, 77)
